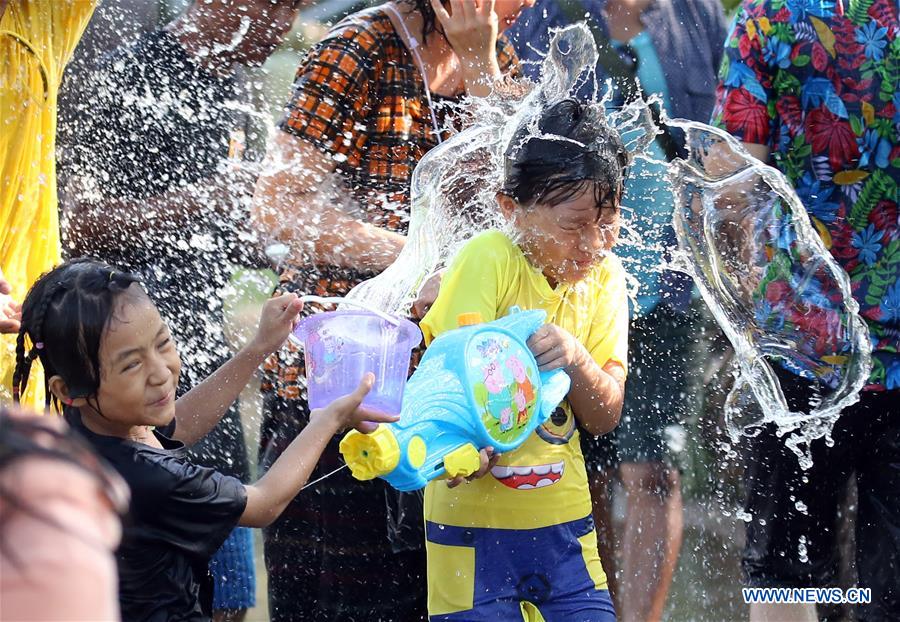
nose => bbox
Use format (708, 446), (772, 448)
(579, 225), (604, 255)
(147, 350), (173, 386)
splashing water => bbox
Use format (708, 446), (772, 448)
(346, 23), (872, 468)
(346, 25), (647, 313)
(211, 16), (252, 56)
(666, 121), (872, 467)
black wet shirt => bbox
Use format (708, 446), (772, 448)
(67, 411), (247, 622)
(61, 28), (256, 201)
(58, 29), (264, 388)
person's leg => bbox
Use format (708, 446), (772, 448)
(588, 467), (619, 605)
(534, 588), (617, 622)
(618, 462), (683, 622)
(742, 367), (855, 622)
(424, 522), (522, 622)
(530, 518), (617, 622)
(854, 390), (900, 621)
(614, 307), (689, 622)
(581, 431), (620, 607)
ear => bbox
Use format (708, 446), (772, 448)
(496, 192), (519, 221)
(48, 375), (88, 408)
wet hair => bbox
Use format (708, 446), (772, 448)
(404, 0), (450, 42)
(0, 407), (128, 565)
(501, 98), (630, 211)
(12, 259), (142, 412)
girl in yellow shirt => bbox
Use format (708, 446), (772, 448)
(421, 98), (630, 621)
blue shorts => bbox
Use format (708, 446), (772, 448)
(209, 526), (256, 611)
(426, 515), (616, 621)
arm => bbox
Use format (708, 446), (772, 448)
(172, 293), (303, 445)
(251, 133), (405, 272)
(430, 0), (503, 98)
(0, 268), (21, 334)
(527, 326), (625, 436)
(567, 359), (625, 436)
(743, 142), (770, 163)
(239, 374), (399, 527)
(64, 169), (255, 257)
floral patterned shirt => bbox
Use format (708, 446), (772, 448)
(712, 0), (900, 390)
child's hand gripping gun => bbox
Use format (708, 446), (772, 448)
(339, 308), (571, 491)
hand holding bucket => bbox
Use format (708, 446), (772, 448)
(290, 296), (422, 415)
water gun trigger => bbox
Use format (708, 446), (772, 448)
(443, 443), (481, 478)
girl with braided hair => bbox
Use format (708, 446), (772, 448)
(12, 258), (398, 622)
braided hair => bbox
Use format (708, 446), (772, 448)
(12, 259), (141, 412)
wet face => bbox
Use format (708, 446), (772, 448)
(495, 0), (536, 30)
(85, 286), (181, 432)
(499, 182), (621, 286)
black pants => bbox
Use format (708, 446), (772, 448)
(259, 389), (427, 622)
(742, 367), (900, 620)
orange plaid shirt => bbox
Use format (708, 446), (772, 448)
(279, 6), (518, 231)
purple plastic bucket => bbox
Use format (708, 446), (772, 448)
(291, 310), (421, 414)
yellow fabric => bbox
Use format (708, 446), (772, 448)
(422, 230), (628, 532)
(578, 529), (608, 591)
(521, 601), (545, 622)
(425, 540), (476, 616)
(0, 0), (96, 407)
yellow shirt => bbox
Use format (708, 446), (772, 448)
(421, 230), (629, 531)
(0, 0), (96, 407)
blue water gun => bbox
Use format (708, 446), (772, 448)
(339, 307), (571, 491)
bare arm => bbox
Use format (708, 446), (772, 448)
(172, 293), (302, 446)
(250, 132), (405, 271)
(64, 169), (255, 257)
(171, 342), (268, 446)
(566, 359), (625, 437)
(743, 142), (770, 163)
(239, 375), (399, 528)
(528, 325), (625, 437)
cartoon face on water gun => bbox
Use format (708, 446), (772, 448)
(339, 307), (571, 491)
